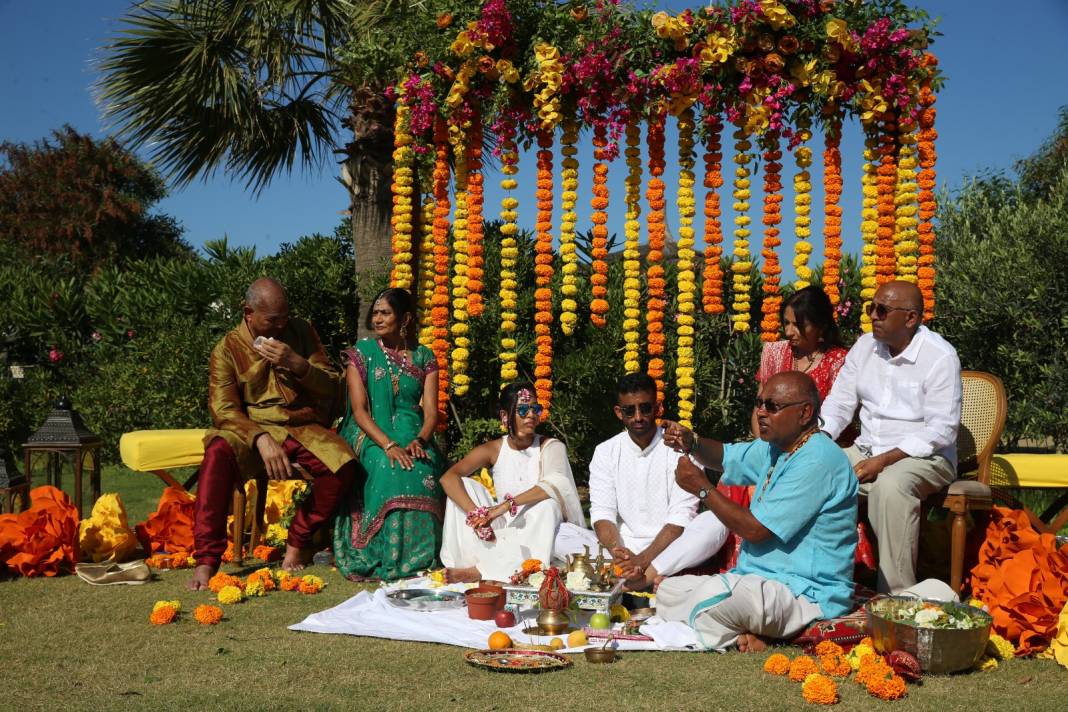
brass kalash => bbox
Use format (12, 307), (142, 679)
(565, 545), (616, 592)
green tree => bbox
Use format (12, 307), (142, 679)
(0, 126), (189, 268)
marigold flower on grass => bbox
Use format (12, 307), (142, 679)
(866, 671), (907, 700)
(299, 574), (326, 594)
(763, 652), (791, 675)
(217, 584), (244, 605)
(194, 604), (224, 625)
(814, 641), (844, 657)
(819, 653), (852, 677)
(789, 655), (820, 682)
(208, 572), (244, 593)
(252, 544), (280, 562)
(279, 574), (302, 592)
(854, 656), (892, 687)
(245, 577), (267, 597)
(802, 673), (839, 705)
(149, 604), (178, 625)
(153, 599), (181, 614)
(987, 633), (1015, 660)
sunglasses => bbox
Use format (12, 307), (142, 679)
(754, 398), (807, 414)
(865, 302), (913, 320)
(617, 402), (655, 418)
(516, 404), (544, 418)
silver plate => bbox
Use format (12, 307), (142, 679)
(385, 589), (467, 611)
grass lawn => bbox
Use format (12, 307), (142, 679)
(1, 466), (1064, 711)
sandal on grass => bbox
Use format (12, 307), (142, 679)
(75, 560), (151, 586)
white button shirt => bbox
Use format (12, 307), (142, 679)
(588, 427), (699, 550)
(822, 326), (961, 468)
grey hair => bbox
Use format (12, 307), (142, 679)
(245, 278), (286, 310)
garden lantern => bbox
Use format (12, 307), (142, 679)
(22, 395), (101, 519)
(0, 445), (29, 514)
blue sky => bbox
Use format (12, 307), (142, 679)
(2, 0), (1067, 266)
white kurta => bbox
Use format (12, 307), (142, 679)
(440, 436), (583, 581)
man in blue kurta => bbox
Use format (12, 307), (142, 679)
(657, 371), (857, 652)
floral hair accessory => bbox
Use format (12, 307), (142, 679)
(516, 388), (534, 403)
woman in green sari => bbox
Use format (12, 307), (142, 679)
(333, 287), (445, 581)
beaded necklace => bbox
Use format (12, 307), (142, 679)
(756, 426), (819, 503)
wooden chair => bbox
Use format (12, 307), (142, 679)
(927, 371), (1008, 593)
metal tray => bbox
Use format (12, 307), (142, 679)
(385, 588), (466, 611)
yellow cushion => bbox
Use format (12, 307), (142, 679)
(989, 454), (1068, 489)
(119, 429), (209, 472)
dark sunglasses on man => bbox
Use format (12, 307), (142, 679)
(617, 402), (655, 418)
(865, 301), (914, 320)
(516, 403), (544, 418)
(753, 397), (807, 414)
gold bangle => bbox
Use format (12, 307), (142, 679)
(383, 440), (397, 451)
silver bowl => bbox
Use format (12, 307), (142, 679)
(386, 589), (466, 612)
(865, 596), (992, 674)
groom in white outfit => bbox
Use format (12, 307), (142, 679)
(588, 373), (729, 589)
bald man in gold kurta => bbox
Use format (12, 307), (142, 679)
(190, 278), (356, 590)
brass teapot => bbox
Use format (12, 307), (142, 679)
(565, 545), (596, 579)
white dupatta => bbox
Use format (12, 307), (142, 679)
(535, 437), (586, 526)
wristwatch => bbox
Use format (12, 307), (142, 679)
(697, 487), (709, 500)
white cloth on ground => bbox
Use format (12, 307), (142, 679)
(656, 573), (823, 651)
(650, 511), (730, 577)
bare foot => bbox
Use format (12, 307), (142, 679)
(444, 566), (481, 583)
(736, 632), (769, 653)
(281, 545), (308, 573)
(187, 564), (215, 591)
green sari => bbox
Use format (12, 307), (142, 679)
(333, 338), (445, 580)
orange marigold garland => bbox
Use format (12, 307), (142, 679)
(730, 125), (753, 332)
(701, 114), (725, 314)
(430, 118), (452, 426)
(759, 129), (783, 341)
(622, 118), (643, 373)
(874, 111), (899, 287)
(417, 197), (437, 346)
(821, 111), (844, 308)
(193, 604), (224, 625)
(533, 129), (555, 417)
(466, 119), (486, 317)
(916, 54), (939, 321)
(559, 118), (581, 335)
(497, 119), (520, 385)
(859, 133), (880, 332)
(674, 107), (698, 426)
(894, 118), (920, 282)
(802, 673), (839, 705)
(645, 108), (668, 400)
(389, 86), (415, 290)
(589, 123), (611, 328)
(792, 116), (814, 288)
(449, 128), (471, 396)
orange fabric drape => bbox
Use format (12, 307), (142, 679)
(970, 506), (1068, 656)
(135, 486), (196, 555)
(0, 485), (80, 577)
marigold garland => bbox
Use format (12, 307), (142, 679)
(417, 197), (437, 346)
(466, 119), (486, 317)
(759, 129), (783, 341)
(645, 109), (668, 400)
(801, 673), (839, 705)
(730, 125), (753, 332)
(917, 55), (939, 321)
(497, 120), (520, 385)
(763, 652), (791, 675)
(389, 85), (415, 291)
(894, 120), (920, 282)
(701, 115), (725, 314)
(622, 118), (644, 373)
(559, 118), (581, 335)
(193, 604), (224, 625)
(533, 129), (555, 417)
(675, 107), (698, 426)
(449, 126), (472, 396)
(788, 655), (820, 682)
(875, 112), (899, 287)
(589, 123), (611, 328)
(430, 118), (452, 425)
(821, 112), (844, 308)
(792, 117), (814, 288)
(859, 133), (880, 332)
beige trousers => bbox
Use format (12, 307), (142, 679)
(845, 445), (955, 594)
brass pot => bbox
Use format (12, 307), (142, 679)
(536, 608), (570, 635)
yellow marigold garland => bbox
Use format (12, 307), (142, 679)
(917, 54), (939, 321)
(533, 130), (555, 416)
(449, 126), (471, 396)
(497, 120), (520, 385)
(730, 125), (753, 332)
(645, 109), (668, 400)
(466, 119), (486, 317)
(675, 107), (698, 426)
(701, 115), (725, 314)
(417, 197), (436, 346)
(894, 119), (919, 282)
(821, 112), (844, 308)
(559, 118), (580, 335)
(431, 118), (452, 425)
(792, 117), (814, 288)
(389, 86), (415, 290)
(875, 112), (899, 287)
(859, 133), (880, 332)
(622, 118), (643, 373)
(590, 123), (611, 328)
(759, 129), (783, 341)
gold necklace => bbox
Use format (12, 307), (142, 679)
(796, 351), (823, 373)
(756, 427), (819, 502)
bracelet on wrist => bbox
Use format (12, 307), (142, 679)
(503, 493), (518, 516)
(383, 440), (397, 451)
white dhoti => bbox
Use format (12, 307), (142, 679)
(440, 478), (563, 582)
(650, 511), (730, 577)
(656, 573), (822, 651)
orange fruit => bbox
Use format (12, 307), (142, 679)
(488, 631), (512, 650)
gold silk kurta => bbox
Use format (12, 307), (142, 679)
(203, 318), (354, 475)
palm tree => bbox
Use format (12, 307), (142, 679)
(96, 0), (412, 333)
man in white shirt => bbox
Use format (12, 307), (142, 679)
(588, 373), (728, 588)
(821, 280), (961, 594)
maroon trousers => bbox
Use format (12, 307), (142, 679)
(194, 436), (355, 568)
